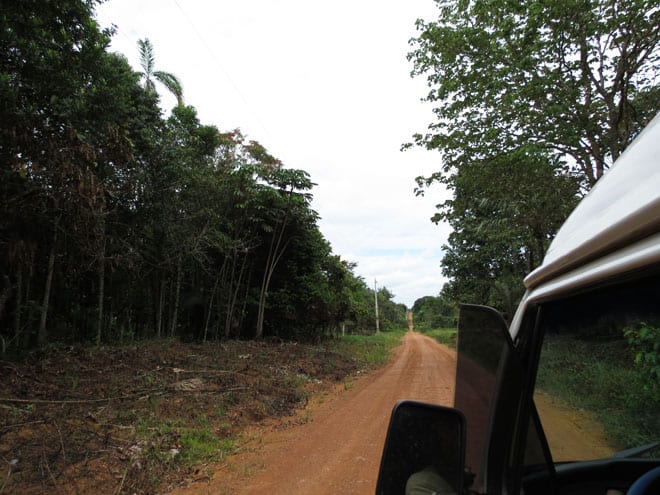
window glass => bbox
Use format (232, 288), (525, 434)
(533, 274), (660, 462)
(455, 305), (510, 491)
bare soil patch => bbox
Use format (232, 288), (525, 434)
(535, 391), (618, 461)
(0, 339), (359, 494)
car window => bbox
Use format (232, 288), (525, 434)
(531, 272), (660, 463)
(455, 304), (511, 492)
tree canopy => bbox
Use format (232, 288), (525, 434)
(409, 0), (659, 311)
(137, 38), (184, 106)
(409, 0), (659, 186)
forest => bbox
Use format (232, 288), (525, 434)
(0, 0), (407, 353)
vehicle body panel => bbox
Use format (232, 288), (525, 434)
(524, 112), (660, 292)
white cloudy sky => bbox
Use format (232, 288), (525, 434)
(95, 0), (452, 308)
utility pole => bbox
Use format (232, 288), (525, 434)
(374, 279), (380, 335)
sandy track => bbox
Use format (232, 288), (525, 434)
(172, 331), (455, 495)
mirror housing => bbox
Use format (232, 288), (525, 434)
(376, 400), (466, 494)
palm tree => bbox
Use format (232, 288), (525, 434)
(137, 38), (184, 106)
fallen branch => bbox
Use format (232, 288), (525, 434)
(114, 460), (131, 495)
(0, 420), (46, 430)
(54, 421), (65, 462)
(0, 389), (163, 405)
(175, 369), (245, 375)
(0, 385), (250, 405)
(0, 462), (12, 495)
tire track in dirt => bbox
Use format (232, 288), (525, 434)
(171, 331), (455, 495)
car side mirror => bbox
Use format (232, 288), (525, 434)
(376, 400), (466, 494)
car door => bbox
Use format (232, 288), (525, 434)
(510, 271), (660, 495)
(453, 304), (529, 494)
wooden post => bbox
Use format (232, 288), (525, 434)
(374, 279), (380, 335)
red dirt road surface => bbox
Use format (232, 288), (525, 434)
(173, 331), (456, 495)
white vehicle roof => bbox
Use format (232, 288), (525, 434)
(510, 113), (660, 339)
(524, 112), (660, 291)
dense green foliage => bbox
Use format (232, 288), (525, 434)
(624, 323), (660, 402)
(411, 294), (456, 330)
(409, 0), (659, 311)
(0, 0), (405, 350)
(410, 294), (457, 349)
(376, 287), (409, 332)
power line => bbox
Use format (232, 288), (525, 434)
(169, 0), (272, 141)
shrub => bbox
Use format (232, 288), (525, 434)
(624, 323), (660, 401)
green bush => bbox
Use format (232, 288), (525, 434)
(624, 323), (660, 401)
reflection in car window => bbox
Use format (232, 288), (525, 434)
(454, 305), (510, 491)
(533, 274), (660, 462)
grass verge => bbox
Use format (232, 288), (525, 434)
(327, 329), (406, 368)
(419, 327), (457, 348)
(535, 335), (660, 450)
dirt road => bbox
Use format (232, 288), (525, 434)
(173, 331), (455, 495)
(172, 331), (615, 495)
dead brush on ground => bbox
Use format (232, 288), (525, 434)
(0, 339), (358, 494)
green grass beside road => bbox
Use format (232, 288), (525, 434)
(328, 329), (406, 368)
(418, 327), (457, 348)
(536, 335), (660, 451)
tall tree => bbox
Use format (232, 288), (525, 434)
(137, 38), (184, 106)
(408, 0), (658, 309)
(0, 0), (138, 346)
(412, 293), (457, 330)
(253, 168), (314, 339)
(408, 0), (659, 186)
(1, 0), (398, 350)
(425, 148), (579, 312)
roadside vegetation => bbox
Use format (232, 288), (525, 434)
(0, 1), (408, 353)
(409, 294), (457, 348)
(536, 333), (660, 450)
(331, 330), (406, 367)
(0, 330), (405, 494)
(419, 328), (457, 349)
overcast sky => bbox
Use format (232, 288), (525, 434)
(95, 0), (451, 308)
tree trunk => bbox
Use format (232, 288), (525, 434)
(38, 219), (59, 347)
(0, 276), (11, 335)
(13, 270), (23, 350)
(156, 276), (166, 338)
(224, 253), (237, 339)
(170, 256), (182, 337)
(95, 234), (106, 346)
(203, 275), (219, 342)
(225, 251), (247, 339)
(256, 223), (290, 339)
(22, 254), (35, 350)
(237, 262), (253, 338)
